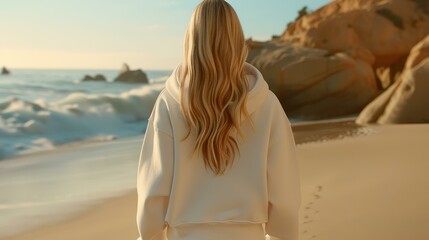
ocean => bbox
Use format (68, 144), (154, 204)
(0, 68), (171, 238)
(0, 68), (171, 160)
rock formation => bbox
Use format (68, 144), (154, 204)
(1, 66), (10, 75)
(239, 0), (429, 121)
(243, 0), (429, 121)
(114, 63), (148, 84)
(82, 74), (107, 82)
(120, 63), (130, 74)
(247, 40), (379, 120)
(356, 36), (429, 124)
(280, 0), (429, 67)
(405, 34), (429, 69)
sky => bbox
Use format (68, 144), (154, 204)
(0, 0), (331, 70)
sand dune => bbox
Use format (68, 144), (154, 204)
(2, 122), (429, 240)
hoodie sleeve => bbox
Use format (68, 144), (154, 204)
(136, 95), (174, 240)
(265, 95), (301, 240)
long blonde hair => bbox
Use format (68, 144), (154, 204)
(180, 0), (253, 175)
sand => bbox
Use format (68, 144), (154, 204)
(2, 122), (429, 240)
(297, 124), (429, 240)
(1, 192), (139, 240)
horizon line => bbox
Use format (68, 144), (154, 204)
(1, 66), (174, 72)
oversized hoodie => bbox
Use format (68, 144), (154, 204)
(136, 63), (301, 240)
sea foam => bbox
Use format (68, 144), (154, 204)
(0, 82), (165, 159)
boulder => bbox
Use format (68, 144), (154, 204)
(356, 57), (429, 124)
(1, 66), (10, 75)
(281, 0), (429, 67)
(114, 64), (148, 84)
(357, 35), (429, 124)
(82, 74), (107, 82)
(247, 40), (379, 120)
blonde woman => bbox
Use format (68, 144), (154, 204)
(136, 0), (301, 239)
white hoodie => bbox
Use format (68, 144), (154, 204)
(136, 63), (301, 240)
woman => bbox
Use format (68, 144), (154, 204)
(136, 0), (301, 239)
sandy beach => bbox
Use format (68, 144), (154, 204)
(1, 121), (429, 240)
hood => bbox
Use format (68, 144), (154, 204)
(165, 62), (269, 119)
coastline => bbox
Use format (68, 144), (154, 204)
(1, 120), (429, 240)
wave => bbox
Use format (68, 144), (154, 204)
(0, 82), (165, 160)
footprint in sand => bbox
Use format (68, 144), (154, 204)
(301, 185), (323, 237)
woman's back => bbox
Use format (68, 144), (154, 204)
(136, 1), (301, 239)
(137, 63), (300, 240)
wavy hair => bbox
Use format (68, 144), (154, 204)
(179, 0), (254, 176)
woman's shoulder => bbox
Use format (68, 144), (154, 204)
(257, 90), (291, 125)
(148, 88), (174, 135)
(261, 90), (285, 111)
(154, 86), (181, 108)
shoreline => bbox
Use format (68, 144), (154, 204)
(0, 134), (143, 163)
(0, 117), (357, 163)
(0, 134), (145, 239)
(1, 121), (428, 240)
(1, 191), (139, 240)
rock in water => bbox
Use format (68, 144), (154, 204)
(82, 75), (93, 81)
(82, 74), (107, 82)
(120, 63), (130, 74)
(247, 40), (379, 120)
(114, 64), (148, 84)
(94, 74), (106, 81)
(1, 66), (10, 75)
